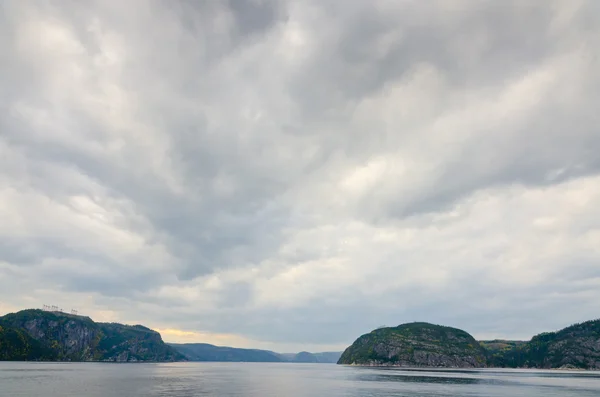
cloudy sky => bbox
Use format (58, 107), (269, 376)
(1, 0), (599, 352)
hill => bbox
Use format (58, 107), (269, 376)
(479, 339), (526, 352)
(0, 309), (184, 362)
(487, 320), (600, 369)
(337, 322), (487, 367)
(169, 343), (342, 363)
(169, 343), (283, 362)
(479, 339), (526, 367)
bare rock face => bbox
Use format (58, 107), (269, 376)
(0, 309), (184, 362)
(338, 322), (487, 368)
(20, 316), (100, 360)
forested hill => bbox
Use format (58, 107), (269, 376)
(486, 319), (600, 369)
(0, 309), (184, 362)
(169, 343), (342, 363)
(338, 322), (487, 367)
(168, 343), (282, 362)
(338, 320), (600, 369)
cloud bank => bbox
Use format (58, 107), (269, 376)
(1, 0), (599, 351)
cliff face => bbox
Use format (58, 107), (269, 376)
(95, 323), (183, 362)
(0, 309), (184, 362)
(338, 322), (487, 368)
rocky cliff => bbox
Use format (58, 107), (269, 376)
(337, 322), (487, 367)
(0, 309), (184, 362)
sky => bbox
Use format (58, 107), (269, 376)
(1, 0), (599, 353)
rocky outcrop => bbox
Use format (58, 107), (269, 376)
(338, 322), (487, 367)
(0, 309), (184, 362)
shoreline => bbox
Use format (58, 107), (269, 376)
(338, 363), (597, 371)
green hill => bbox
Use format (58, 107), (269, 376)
(337, 322), (487, 367)
(479, 339), (526, 367)
(339, 320), (600, 369)
(486, 320), (600, 369)
(0, 309), (184, 362)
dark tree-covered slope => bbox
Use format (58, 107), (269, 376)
(338, 322), (487, 367)
(487, 320), (600, 369)
(0, 309), (184, 362)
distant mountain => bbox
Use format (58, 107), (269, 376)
(280, 351), (342, 363)
(479, 339), (527, 352)
(169, 343), (283, 362)
(484, 320), (600, 369)
(338, 322), (487, 367)
(169, 343), (342, 363)
(311, 351), (343, 363)
(0, 309), (184, 362)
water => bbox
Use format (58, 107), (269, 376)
(1, 362), (600, 397)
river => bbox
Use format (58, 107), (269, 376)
(1, 362), (599, 396)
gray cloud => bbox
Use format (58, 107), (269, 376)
(1, 0), (599, 351)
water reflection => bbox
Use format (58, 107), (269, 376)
(355, 372), (482, 385)
(1, 362), (599, 397)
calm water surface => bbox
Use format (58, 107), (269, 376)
(1, 362), (600, 397)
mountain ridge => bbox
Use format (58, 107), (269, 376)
(168, 342), (341, 363)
